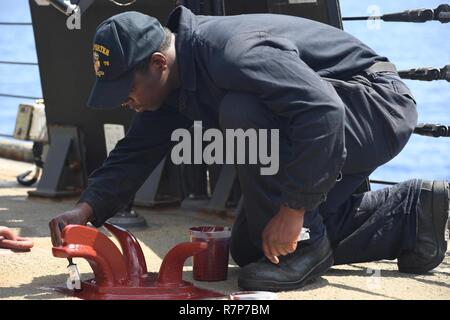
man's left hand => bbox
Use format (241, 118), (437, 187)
(262, 205), (305, 264)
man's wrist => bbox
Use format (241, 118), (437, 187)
(75, 202), (95, 224)
(280, 204), (305, 217)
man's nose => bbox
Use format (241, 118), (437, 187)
(121, 97), (135, 109)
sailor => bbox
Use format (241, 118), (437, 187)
(49, 6), (449, 291)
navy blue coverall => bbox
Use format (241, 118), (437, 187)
(80, 6), (420, 266)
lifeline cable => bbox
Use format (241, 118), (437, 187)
(398, 64), (450, 82)
(343, 4), (450, 24)
(414, 123), (450, 138)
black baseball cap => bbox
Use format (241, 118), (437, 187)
(87, 11), (165, 109)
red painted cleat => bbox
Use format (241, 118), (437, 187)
(51, 223), (224, 300)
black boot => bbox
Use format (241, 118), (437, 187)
(237, 233), (334, 292)
(397, 180), (449, 274)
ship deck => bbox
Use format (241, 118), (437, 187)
(0, 157), (449, 300)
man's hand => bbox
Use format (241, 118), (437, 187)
(49, 202), (94, 247)
(262, 205), (305, 264)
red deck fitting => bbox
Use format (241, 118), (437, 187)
(52, 223), (224, 300)
(0, 226), (34, 252)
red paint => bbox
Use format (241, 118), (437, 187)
(189, 226), (231, 282)
(104, 223), (147, 285)
(52, 223), (224, 300)
(0, 226), (34, 252)
(157, 242), (208, 285)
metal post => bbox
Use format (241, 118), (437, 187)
(28, 126), (86, 197)
(106, 196), (147, 230)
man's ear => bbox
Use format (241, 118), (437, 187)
(150, 52), (168, 71)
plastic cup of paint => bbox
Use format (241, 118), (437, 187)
(229, 291), (278, 300)
(189, 225), (231, 282)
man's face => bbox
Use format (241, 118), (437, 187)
(122, 53), (172, 112)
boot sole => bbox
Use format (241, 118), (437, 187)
(399, 181), (449, 274)
(237, 250), (334, 292)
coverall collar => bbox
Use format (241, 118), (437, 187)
(166, 6), (197, 92)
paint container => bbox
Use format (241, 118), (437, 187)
(229, 291), (278, 300)
(189, 226), (231, 281)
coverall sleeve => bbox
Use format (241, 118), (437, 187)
(211, 32), (347, 211)
(78, 104), (192, 227)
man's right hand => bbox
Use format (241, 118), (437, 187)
(49, 202), (94, 247)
